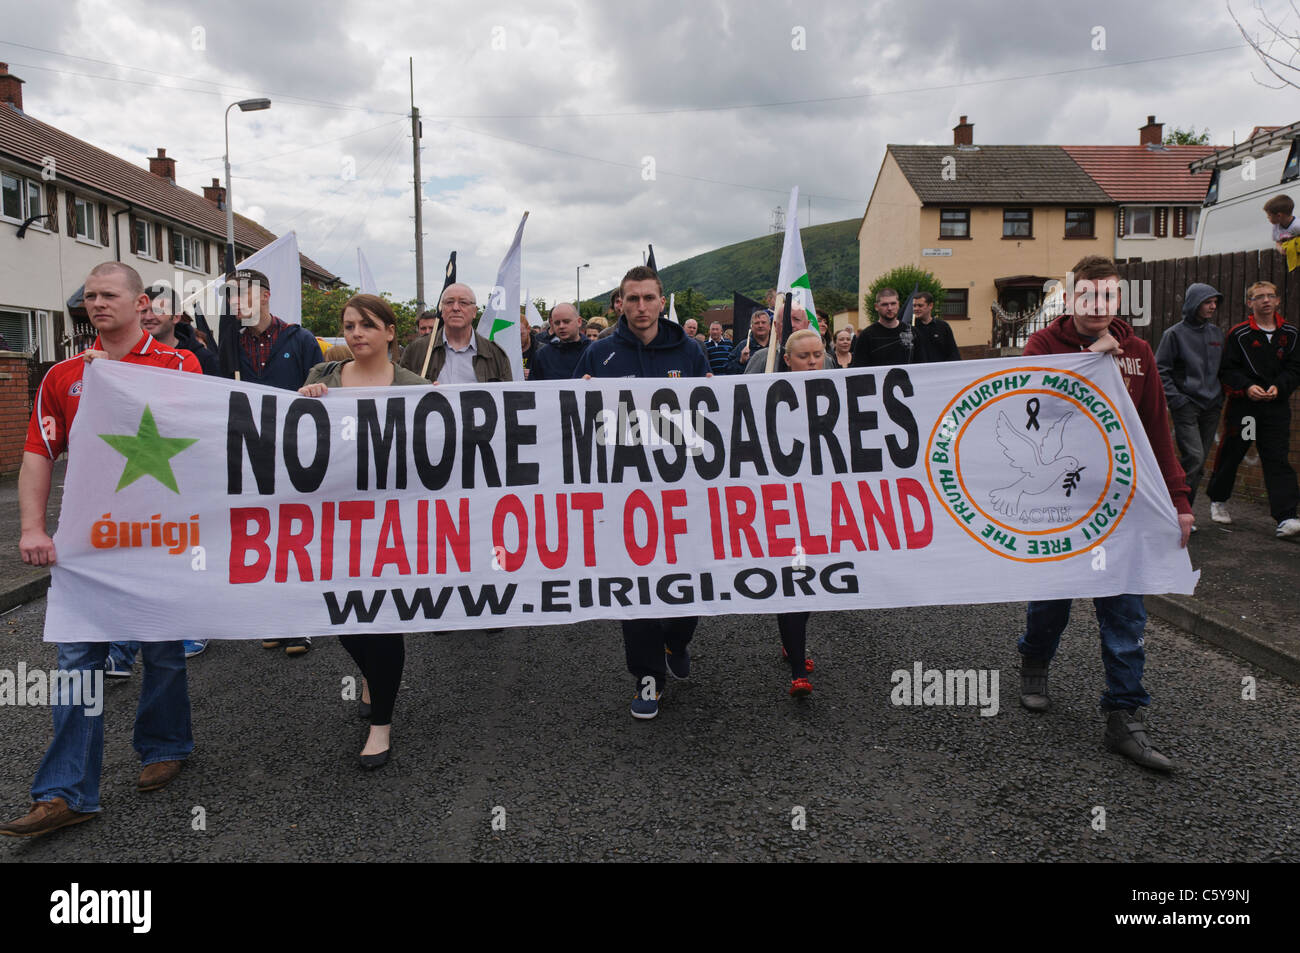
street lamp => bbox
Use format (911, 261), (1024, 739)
(223, 98), (271, 274)
(576, 263), (589, 305)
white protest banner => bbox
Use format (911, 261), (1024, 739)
(44, 353), (1196, 642)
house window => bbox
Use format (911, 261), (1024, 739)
(74, 196), (97, 241)
(940, 208), (970, 238)
(0, 309), (32, 352)
(1284, 141), (1300, 183)
(1124, 207), (1155, 237)
(1185, 207), (1201, 238)
(172, 232), (203, 270)
(1003, 208), (1032, 238)
(1065, 208), (1095, 238)
(941, 289), (969, 319)
(1, 170), (42, 223)
(133, 218), (155, 258)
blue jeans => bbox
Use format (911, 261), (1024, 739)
(108, 641), (139, 669)
(31, 641), (193, 813)
(1018, 595), (1150, 712)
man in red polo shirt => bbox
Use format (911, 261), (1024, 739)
(0, 262), (200, 839)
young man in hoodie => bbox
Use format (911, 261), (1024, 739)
(573, 266), (709, 720)
(1155, 283), (1225, 514)
(529, 302), (589, 381)
(1017, 256), (1193, 773)
(1206, 281), (1300, 538)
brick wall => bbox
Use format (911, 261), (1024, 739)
(0, 353), (31, 475)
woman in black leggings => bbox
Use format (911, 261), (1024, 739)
(299, 294), (429, 767)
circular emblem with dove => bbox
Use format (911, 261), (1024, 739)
(925, 367), (1137, 562)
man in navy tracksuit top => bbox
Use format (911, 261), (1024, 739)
(573, 265), (709, 720)
(1206, 280), (1300, 538)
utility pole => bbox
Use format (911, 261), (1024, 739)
(410, 58), (426, 313)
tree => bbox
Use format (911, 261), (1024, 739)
(301, 284), (421, 341)
(815, 287), (858, 317)
(1164, 126), (1211, 145)
(864, 267), (945, 323)
(579, 299), (607, 320)
(1229, 0), (1300, 89)
(673, 287), (710, 325)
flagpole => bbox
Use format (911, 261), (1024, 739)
(411, 57), (426, 314)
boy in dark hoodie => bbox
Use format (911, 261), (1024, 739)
(1155, 283), (1225, 508)
(573, 266), (709, 720)
(1017, 256), (1193, 773)
(1206, 281), (1300, 538)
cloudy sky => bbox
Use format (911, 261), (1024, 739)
(3, 0), (1295, 306)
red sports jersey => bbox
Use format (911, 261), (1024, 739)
(25, 331), (202, 459)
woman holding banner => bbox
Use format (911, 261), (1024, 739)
(298, 294), (428, 768)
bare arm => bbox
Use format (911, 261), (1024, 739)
(18, 451), (56, 566)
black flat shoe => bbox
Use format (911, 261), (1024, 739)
(359, 744), (391, 770)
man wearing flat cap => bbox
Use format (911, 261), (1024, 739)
(229, 268), (322, 391)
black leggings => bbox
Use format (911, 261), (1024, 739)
(339, 633), (405, 726)
(778, 612), (810, 677)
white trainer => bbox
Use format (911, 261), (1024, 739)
(1210, 502), (1232, 524)
(1277, 518), (1300, 538)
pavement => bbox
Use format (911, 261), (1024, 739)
(0, 460), (62, 614)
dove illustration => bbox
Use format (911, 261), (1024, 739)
(988, 410), (1081, 518)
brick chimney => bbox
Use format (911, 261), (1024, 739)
(1139, 115), (1163, 146)
(0, 63), (24, 112)
(202, 177), (226, 208)
(953, 115), (973, 146)
(148, 148), (176, 183)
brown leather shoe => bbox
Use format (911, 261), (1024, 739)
(0, 798), (97, 837)
(137, 760), (184, 792)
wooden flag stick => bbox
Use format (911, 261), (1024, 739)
(419, 317), (440, 379)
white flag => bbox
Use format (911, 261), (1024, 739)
(179, 231), (303, 326)
(357, 248), (377, 295)
(777, 186), (818, 330)
(668, 293), (679, 324)
(525, 289), (545, 336)
(482, 211), (529, 382)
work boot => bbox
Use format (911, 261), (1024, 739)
(1103, 709), (1173, 772)
(1019, 659), (1050, 712)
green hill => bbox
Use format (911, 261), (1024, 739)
(585, 218), (860, 309)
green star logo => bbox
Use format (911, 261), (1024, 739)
(99, 405), (198, 493)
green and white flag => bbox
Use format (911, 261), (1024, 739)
(777, 186), (818, 330)
(483, 211), (529, 383)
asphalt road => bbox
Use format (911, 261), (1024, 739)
(1, 595), (1297, 862)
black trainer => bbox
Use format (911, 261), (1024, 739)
(1103, 709), (1173, 772)
(1019, 659), (1050, 712)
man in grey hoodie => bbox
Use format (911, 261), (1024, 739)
(1155, 283), (1225, 508)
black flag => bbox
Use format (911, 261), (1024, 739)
(731, 291), (765, 348)
(646, 244), (658, 275)
(898, 281), (919, 363)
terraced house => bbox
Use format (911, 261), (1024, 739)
(0, 63), (337, 361)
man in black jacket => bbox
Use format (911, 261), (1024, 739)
(530, 303), (589, 380)
(1206, 280), (1300, 538)
(911, 292), (961, 363)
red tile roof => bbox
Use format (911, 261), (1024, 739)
(0, 104), (336, 282)
(1060, 144), (1220, 203)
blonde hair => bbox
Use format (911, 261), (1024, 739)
(324, 343), (353, 362)
(1246, 280), (1277, 300)
(784, 328), (823, 356)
